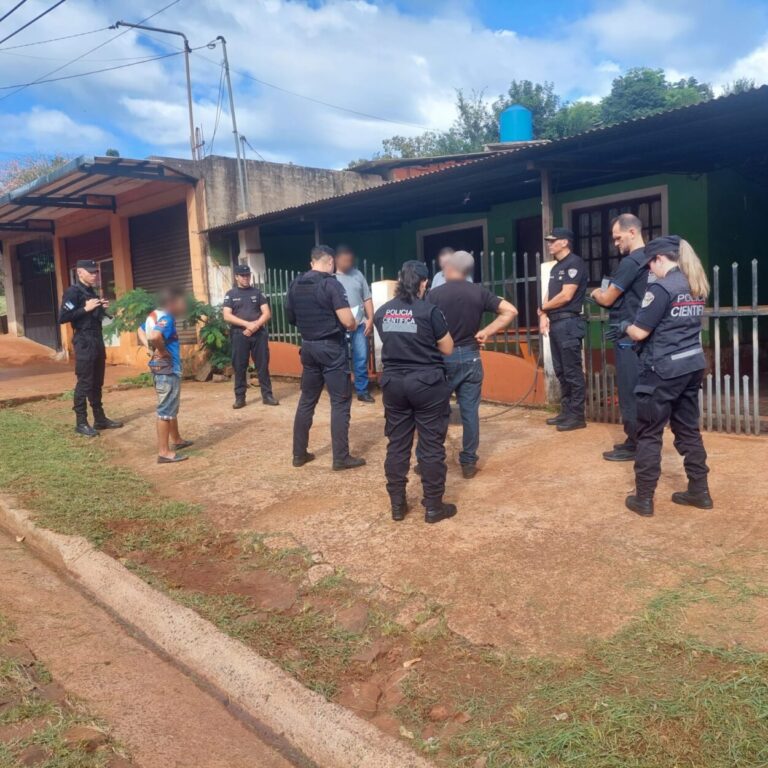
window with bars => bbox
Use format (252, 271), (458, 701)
(571, 195), (663, 283)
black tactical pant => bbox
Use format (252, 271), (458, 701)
(381, 367), (451, 509)
(615, 341), (640, 447)
(634, 369), (709, 498)
(231, 329), (273, 399)
(293, 339), (352, 462)
(72, 332), (106, 421)
(549, 315), (586, 421)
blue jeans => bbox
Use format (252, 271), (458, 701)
(349, 324), (370, 395)
(445, 346), (483, 466)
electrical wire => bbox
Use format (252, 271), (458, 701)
(0, 0), (67, 47)
(241, 135), (265, 162)
(0, 0), (30, 24)
(0, 0), (183, 102)
(206, 62), (225, 157)
(479, 346), (543, 421)
(0, 26), (110, 50)
(0, 50), (184, 89)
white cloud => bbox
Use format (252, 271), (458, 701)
(716, 36), (768, 88)
(3, 107), (110, 152)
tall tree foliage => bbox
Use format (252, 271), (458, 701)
(0, 154), (71, 195)
(354, 67), (732, 163)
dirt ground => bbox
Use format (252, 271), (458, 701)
(34, 377), (768, 659)
(0, 335), (141, 403)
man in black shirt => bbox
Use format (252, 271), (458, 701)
(538, 227), (588, 431)
(285, 245), (365, 471)
(222, 264), (278, 410)
(428, 250), (517, 477)
(58, 259), (123, 437)
(590, 213), (648, 461)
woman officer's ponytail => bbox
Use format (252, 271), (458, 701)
(677, 239), (710, 300)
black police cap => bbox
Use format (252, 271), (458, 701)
(401, 260), (429, 280)
(234, 264), (251, 275)
(644, 235), (681, 263)
(544, 227), (575, 243)
(76, 259), (98, 272)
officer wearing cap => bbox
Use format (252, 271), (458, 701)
(222, 264), (279, 410)
(285, 245), (366, 471)
(538, 227), (588, 431)
(590, 213), (648, 461)
(623, 236), (713, 517)
(58, 259), (123, 437)
(374, 260), (457, 524)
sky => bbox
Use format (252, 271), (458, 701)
(1, 0), (768, 170)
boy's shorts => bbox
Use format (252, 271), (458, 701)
(154, 374), (181, 420)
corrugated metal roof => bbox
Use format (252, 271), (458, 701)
(204, 85), (768, 235)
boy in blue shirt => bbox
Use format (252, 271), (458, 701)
(139, 287), (192, 463)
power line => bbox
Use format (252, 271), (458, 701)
(0, 0), (67, 47)
(0, 0), (30, 24)
(206, 62), (225, 156)
(0, 0), (183, 102)
(241, 135), (265, 162)
(0, 26), (110, 50)
(0, 50), (184, 89)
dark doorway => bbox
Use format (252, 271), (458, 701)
(17, 239), (59, 350)
(514, 215), (542, 328)
(422, 225), (484, 282)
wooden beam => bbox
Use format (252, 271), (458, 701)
(540, 168), (553, 261)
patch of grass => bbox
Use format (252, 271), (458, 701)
(0, 409), (206, 548)
(117, 371), (153, 388)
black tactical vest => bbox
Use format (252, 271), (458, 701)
(288, 271), (343, 341)
(641, 268), (706, 379)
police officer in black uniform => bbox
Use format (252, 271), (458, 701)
(222, 264), (279, 410)
(285, 245), (366, 471)
(58, 259), (123, 437)
(374, 260), (457, 524)
(538, 227), (588, 431)
(624, 235), (713, 517)
(590, 213), (648, 461)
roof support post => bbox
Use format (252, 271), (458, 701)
(314, 221), (322, 246)
(538, 167), (558, 406)
(540, 168), (553, 261)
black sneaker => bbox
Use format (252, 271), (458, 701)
(625, 494), (654, 517)
(332, 456), (367, 471)
(602, 447), (636, 462)
(357, 392), (375, 404)
(75, 423), (98, 438)
(292, 452), (315, 467)
(671, 490), (714, 510)
(545, 415), (565, 426)
(425, 503), (458, 524)
(461, 464), (478, 479)
(233, 398), (246, 410)
(556, 420), (587, 432)
(262, 395), (279, 406)
(613, 440), (634, 451)
(391, 500), (409, 522)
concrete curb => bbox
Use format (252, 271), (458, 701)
(0, 494), (432, 768)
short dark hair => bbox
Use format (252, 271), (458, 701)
(612, 213), (643, 232)
(335, 244), (353, 256)
(311, 244), (335, 262)
(158, 286), (186, 307)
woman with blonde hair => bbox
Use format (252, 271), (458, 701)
(623, 235), (712, 517)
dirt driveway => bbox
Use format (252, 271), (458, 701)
(37, 378), (768, 658)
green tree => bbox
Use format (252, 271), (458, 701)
(545, 101), (603, 139)
(105, 148), (120, 157)
(0, 154), (70, 195)
(491, 80), (561, 139)
(722, 77), (756, 96)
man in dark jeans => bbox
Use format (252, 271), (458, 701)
(428, 250), (517, 478)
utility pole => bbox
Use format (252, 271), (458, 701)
(115, 21), (197, 161)
(215, 36), (247, 213)
(240, 135), (250, 209)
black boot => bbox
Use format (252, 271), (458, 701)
(75, 417), (98, 438)
(332, 456), (366, 471)
(262, 394), (279, 406)
(671, 488), (713, 510)
(424, 502), (458, 524)
(233, 396), (246, 410)
(625, 494), (654, 517)
(391, 498), (409, 522)
(292, 452), (315, 468)
(93, 408), (123, 429)
(546, 414), (565, 426)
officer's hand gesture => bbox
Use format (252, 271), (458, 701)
(84, 298), (101, 312)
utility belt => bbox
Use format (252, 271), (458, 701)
(549, 311), (583, 323)
(73, 328), (104, 340)
(302, 332), (344, 344)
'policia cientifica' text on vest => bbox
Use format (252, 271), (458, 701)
(641, 267), (706, 379)
(289, 271), (344, 341)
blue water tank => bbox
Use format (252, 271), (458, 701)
(499, 104), (533, 142)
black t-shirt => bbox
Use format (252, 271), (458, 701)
(222, 286), (268, 323)
(428, 281), (501, 348)
(632, 283), (670, 332)
(547, 251), (587, 317)
(374, 297), (449, 373)
(608, 247), (650, 324)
